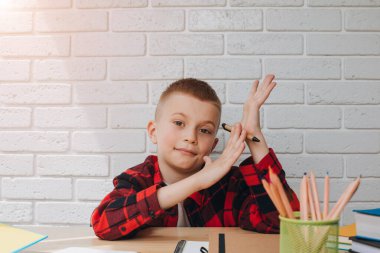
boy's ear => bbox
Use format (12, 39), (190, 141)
(147, 120), (157, 144)
(210, 138), (219, 152)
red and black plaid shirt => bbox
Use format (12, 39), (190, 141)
(91, 148), (299, 240)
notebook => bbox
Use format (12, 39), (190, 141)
(173, 240), (209, 253)
(354, 208), (380, 241)
(0, 223), (47, 253)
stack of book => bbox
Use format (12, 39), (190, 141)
(349, 208), (380, 253)
(338, 223), (355, 251)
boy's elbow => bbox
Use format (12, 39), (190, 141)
(240, 221), (279, 234)
(93, 224), (138, 241)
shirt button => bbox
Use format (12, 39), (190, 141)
(149, 211), (155, 219)
(120, 226), (126, 232)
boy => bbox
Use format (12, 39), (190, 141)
(91, 74), (299, 240)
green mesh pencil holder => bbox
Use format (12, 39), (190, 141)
(280, 212), (339, 253)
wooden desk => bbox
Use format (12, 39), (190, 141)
(21, 226), (280, 253)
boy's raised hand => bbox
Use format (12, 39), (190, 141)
(241, 74), (277, 134)
(196, 123), (246, 190)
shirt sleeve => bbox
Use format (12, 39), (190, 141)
(237, 148), (300, 233)
(91, 173), (165, 240)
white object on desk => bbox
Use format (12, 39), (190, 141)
(54, 247), (138, 253)
(174, 240), (209, 253)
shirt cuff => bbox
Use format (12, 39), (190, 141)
(239, 148), (282, 186)
(136, 184), (165, 221)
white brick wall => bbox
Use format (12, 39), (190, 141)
(0, 0), (379, 227)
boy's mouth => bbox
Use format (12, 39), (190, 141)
(174, 147), (197, 156)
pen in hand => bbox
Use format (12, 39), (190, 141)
(221, 123), (260, 142)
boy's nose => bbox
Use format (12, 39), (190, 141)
(184, 129), (197, 144)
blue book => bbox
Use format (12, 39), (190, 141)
(353, 208), (380, 242)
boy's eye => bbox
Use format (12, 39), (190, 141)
(200, 128), (212, 134)
(174, 121), (183, 127)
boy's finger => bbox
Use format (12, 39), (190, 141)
(263, 74), (275, 87)
(249, 80), (259, 97)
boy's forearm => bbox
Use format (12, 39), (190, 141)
(157, 173), (201, 210)
(246, 129), (269, 164)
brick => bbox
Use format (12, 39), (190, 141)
(72, 33), (145, 56)
(112, 10), (184, 31)
(111, 154), (150, 177)
(149, 81), (174, 105)
(265, 58), (340, 79)
(221, 106), (244, 127)
(345, 58), (380, 79)
(37, 155), (108, 176)
(0, 60), (30, 81)
(329, 179), (380, 202)
(309, 0), (380, 6)
(1, 0), (71, 9)
(189, 10), (262, 31)
(110, 58), (183, 80)
(278, 154), (343, 178)
(346, 155), (380, 177)
(0, 132), (69, 152)
(227, 33), (303, 55)
(36, 202), (97, 224)
(0, 36), (70, 57)
(110, 106), (154, 129)
(306, 132), (380, 153)
(76, 179), (113, 200)
(36, 10), (107, 32)
(231, 0), (303, 6)
(228, 82), (304, 104)
(34, 59), (106, 81)
(267, 9), (341, 31)
(153, 0), (226, 6)
(266, 106), (341, 129)
(0, 155), (33, 176)
(345, 9), (380, 31)
(0, 84), (71, 105)
(150, 34), (223, 56)
(0, 202), (32, 222)
(186, 58), (261, 80)
(0, 108), (31, 128)
(73, 82), (148, 104)
(76, 0), (147, 8)
(307, 82), (380, 105)
(221, 107), (263, 137)
(72, 131), (145, 152)
(264, 131), (303, 154)
(2, 178), (72, 199)
(0, 12), (32, 33)
(34, 107), (107, 128)
(345, 107), (380, 129)
(307, 34), (380, 55)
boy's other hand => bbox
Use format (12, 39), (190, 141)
(196, 123), (246, 190)
(241, 74), (277, 134)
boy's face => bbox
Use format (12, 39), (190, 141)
(148, 93), (220, 177)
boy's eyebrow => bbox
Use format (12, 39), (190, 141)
(171, 112), (217, 128)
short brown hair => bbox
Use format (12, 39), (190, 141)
(155, 78), (221, 121)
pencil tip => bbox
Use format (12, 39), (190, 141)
(222, 123), (226, 127)
(252, 137), (260, 142)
